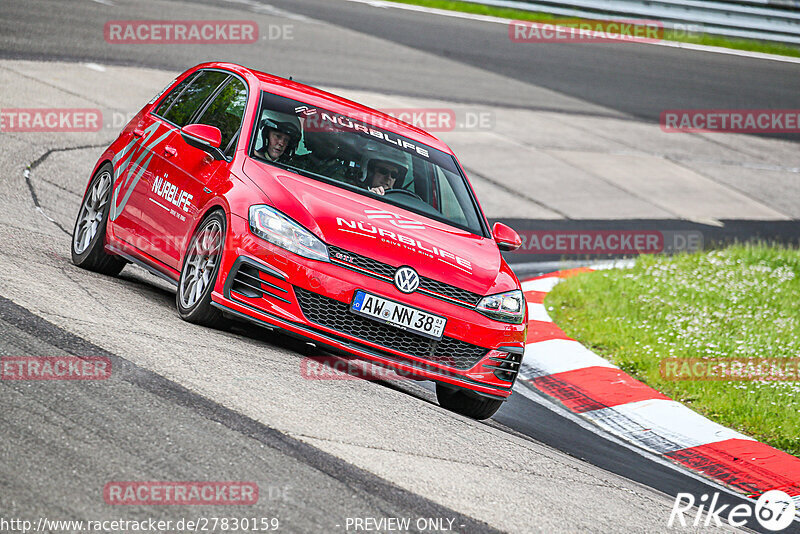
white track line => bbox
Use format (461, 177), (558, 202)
(344, 0), (800, 64)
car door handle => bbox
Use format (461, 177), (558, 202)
(132, 128), (144, 137)
(163, 145), (177, 157)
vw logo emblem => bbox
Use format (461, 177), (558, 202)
(394, 266), (420, 294)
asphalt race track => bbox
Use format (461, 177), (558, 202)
(1, 1), (799, 532)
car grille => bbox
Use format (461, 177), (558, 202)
(328, 245), (483, 307)
(294, 287), (488, 370)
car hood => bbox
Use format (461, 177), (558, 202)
(242, 159), (505, 296)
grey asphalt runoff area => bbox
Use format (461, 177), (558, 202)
(1, 0), (799, 223)
(0, 294), (502, 534)
(1, 0), (798, 532)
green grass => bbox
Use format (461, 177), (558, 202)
(545, 244), (800, 457)
(390, 0), (800, 58)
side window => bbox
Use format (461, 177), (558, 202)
(195, 78), (247, 152)
(161, 70), (229, 128)
(153, 73), (195, 116)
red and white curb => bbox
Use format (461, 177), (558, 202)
(519, 268), (800, 508)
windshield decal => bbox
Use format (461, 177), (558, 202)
(304, 111), (430, 159)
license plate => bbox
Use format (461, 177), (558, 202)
(350, 290), (447, 340)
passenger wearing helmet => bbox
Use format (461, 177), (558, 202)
(360, 143), (410, 196)
(255, 111), (302, 163)
(291, 125), (347, 181)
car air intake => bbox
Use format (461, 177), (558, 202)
(483, 350), (523, 384)
(228, 258), (291, 304)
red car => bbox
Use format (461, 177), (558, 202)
(71, 62), (526, 419)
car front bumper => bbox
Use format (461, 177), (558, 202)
(210, 214), (526, 399)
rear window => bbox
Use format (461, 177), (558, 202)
(159, 70), (229, 127)
(153, 73), (196, 117)
(195, 77), (248, 152)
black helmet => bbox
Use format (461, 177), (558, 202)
(259, 111), (302, 159)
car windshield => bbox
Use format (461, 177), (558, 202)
(249, 91), (487, 236)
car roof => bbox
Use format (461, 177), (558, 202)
(196, 62), (455, 155)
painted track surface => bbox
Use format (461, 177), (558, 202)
(1, 0), (799, 531)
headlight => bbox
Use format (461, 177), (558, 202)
(476, 290), (525, 324)
(249, 205), (329, 262)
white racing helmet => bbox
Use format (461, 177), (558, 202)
(259, 110), (303, 158)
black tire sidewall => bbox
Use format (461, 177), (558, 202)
(71, 163), (114, 265)
(436, 383), (503, 420)
(177, 211), (227, 320)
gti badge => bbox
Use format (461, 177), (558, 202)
(394, 266), (420, 294)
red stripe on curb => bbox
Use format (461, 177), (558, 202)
(556, 267), (593, 278)
(526, 320), (572, 343)
(531, 366), (670, 413)
(524, 267), (593, 283)
(524, 290), (547, 304)
(521, 269), (800, 501)
(665, 439), (800, 497)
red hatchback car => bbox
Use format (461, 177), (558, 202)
(72, 62), (526, 419)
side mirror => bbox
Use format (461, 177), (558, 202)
(492, 222), (522, 251)
(180, 124), (225, 160)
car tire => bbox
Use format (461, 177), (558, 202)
(436, 383), (504, 420)
(177, 210), (227, 327)
(71, 163), (126, 276)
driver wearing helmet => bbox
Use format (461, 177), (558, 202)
(291, 122), (347, 181)
(255, 111), (302, 163)
(360, 143), (410, 196)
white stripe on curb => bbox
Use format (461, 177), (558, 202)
(512, 382), (747, 497)
(521, 276), (562, 293)
(582, 399), (755, 454)
(526, 302), (552, 322)
(522, 338), (618, 377)
(517, 268), (800, 503)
